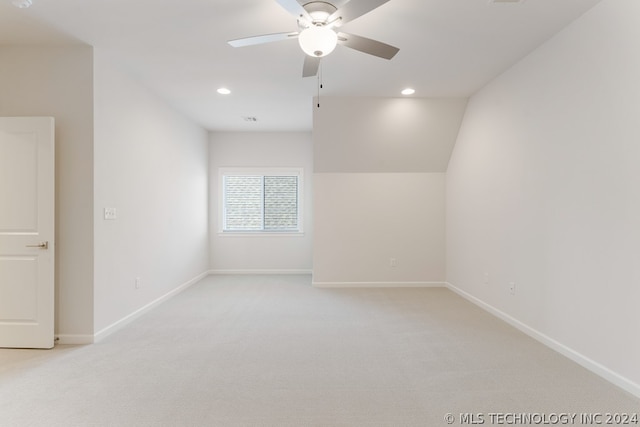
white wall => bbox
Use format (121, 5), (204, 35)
(209, 132), (313, 273)
(93, 51), (209, 334)
(0, 46), (94, 339)
(313, 97), (467, 286)
(314, 173), (445, 285)
(447, 0), (640, 395)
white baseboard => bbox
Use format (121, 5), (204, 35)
(446, 282), (640, 399)
(93, 271), (209, 343)
(312, 281), (446, 288)
(55, 334), (94, 345)
(209, 269), (312, 275)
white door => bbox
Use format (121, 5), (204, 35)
(0, 117), (55, 349)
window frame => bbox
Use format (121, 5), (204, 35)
(218, 167), (304, 236)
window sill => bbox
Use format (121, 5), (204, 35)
(217, 231), (305, 238)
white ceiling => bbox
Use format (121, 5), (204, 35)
(0, 0), (601, 132)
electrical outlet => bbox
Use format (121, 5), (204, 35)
(390, 258), (397, 268)
(135, 277), (141, 289)
(484, 272), (490, 285)
(509, 281), (516, 295)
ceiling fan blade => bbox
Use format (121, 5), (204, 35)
(275, 0), (312, 22)
(228, 32), (299, 48)
(329, 0), (391, 25)
(302, 55), (321, 77)
(337, 32), (399, 60)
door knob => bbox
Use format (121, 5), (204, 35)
(26, 241), (49, 249)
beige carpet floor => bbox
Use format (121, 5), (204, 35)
(0, 274), (638, 426)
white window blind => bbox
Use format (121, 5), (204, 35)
(264, 176), (298, 231)
(222, 170), (301, 233)
(224, 176), (264, 231)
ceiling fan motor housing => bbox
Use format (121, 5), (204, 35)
(302, 1), (338, 26)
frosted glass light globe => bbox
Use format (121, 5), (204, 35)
(298, 26), (338, 57)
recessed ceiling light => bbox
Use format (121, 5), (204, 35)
(217, 88), (231, 95)
(401, 88), (415, 96)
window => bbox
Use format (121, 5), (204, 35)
(220, 168), (303, 233)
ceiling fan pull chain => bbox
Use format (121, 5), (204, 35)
(317, 64), (321, 108)
(316, 62), (325, 108)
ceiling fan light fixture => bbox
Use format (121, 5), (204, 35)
(298, 25), (338, 57)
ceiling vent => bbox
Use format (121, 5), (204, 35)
(12, 0), (33, 8)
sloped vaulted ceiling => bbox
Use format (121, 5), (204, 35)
(1, 0), (601, 131)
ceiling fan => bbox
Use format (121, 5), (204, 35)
(228, 0), (400, 77)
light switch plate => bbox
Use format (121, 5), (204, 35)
(104, 207), (117, 220)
